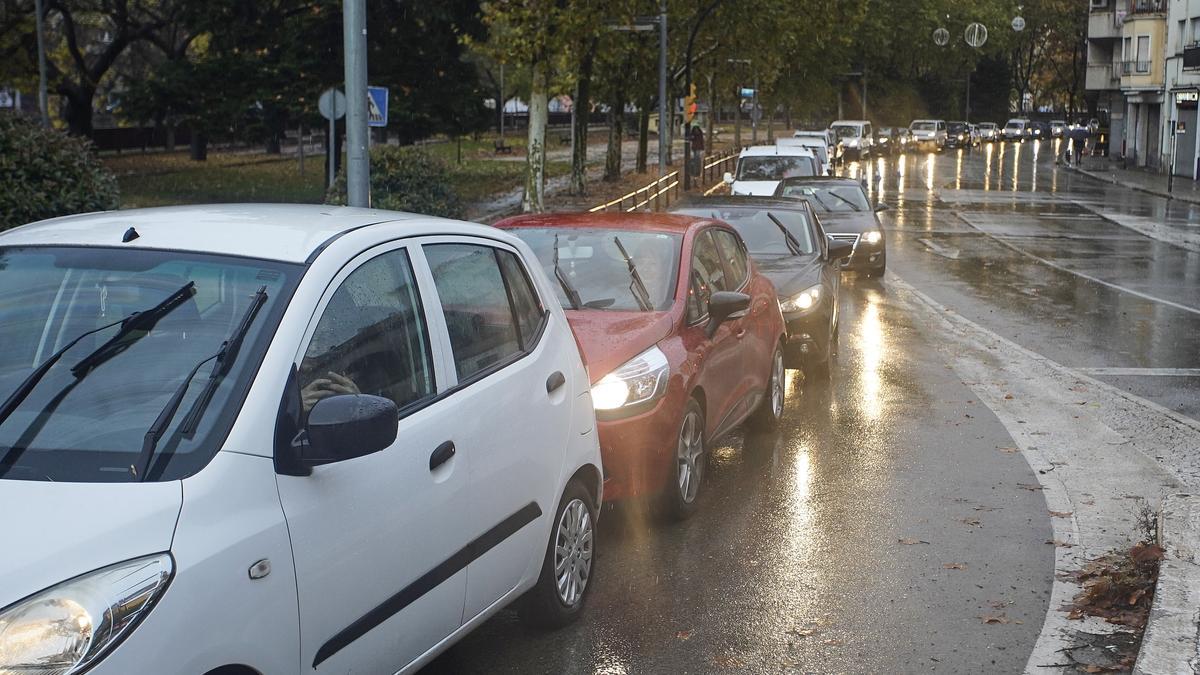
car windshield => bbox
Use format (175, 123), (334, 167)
(775, 183), (871, 212)
(508, 228), (681, 312)
(675, 208), (814, 256)
(911, 122), (936, 131)
(737, 156), (816, 181)
(1006, 120), (1023, 129)
(831, 125), (860, 138)
(948, 123), (967, 133)
(0, 247), (296, 482)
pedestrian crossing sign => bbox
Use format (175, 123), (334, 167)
(367, 86), (388, 128)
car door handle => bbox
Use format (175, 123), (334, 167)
(546, 371), (565, 394)
(429, 441), (456, 471)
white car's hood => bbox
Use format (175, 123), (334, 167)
(0, 479), (182, 607)
(912, 130), (936, 138)
(731, 180), (781, 196)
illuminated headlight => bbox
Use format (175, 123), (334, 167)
(779, 284), (822, 313)
(0, 554), (172, 675)
(591, 345), (669, 411)
(957, 134), (964, 140)
(861, 230), (882, 245)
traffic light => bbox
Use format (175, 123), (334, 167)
(684, 83), (697, 123)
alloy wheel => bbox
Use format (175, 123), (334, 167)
(553, 498), (593, 607)
(677, 410), (704, 503)
(770, 349), (785, 418)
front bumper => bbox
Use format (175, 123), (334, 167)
(829, 233), (886, 271)
(781, 307), (830, 367)
(597, 393), (686, 502)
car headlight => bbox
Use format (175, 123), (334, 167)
(0, 554), (172, 675)
(591, 345), (669, 412)
(779, 284), (822, 313)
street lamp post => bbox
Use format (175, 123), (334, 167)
(343, 0), (370, 207)
(727, 59), (751, 148)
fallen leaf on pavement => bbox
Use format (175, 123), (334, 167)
(676, 630), (691, 640)
(1017, 483), (1044, 491)
(998, 446), (1020, 454)
(979, 613), (1010, 624)
(959, 517), (982, 527)
(821, 639), (843, 646)
(1046, 539), (1075, 548)
(898, 538), (930, 545)
(1003, 393), (1014, 400)
(943, 562), (968, 570)
(788, 627), (817, 637)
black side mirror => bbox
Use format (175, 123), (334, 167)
(874, 203), (888, 212)
(826, 238), (854, 261)
(303, 394), (398, 465)
(706, 291), (751, 338)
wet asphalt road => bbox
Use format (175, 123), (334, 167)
(425, 141), (1199, 673)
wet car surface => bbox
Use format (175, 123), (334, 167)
(425, 139), (1200, 672)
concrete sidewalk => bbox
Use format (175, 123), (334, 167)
(1067, 158), (1200, 205)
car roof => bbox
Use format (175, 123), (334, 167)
(675, 196), (814, 212)
(739, 145), (816, 157)
(494, 211), (713, 235)
(831, 120), (869, 125)
(776, 176), (863, 187)
(0, 204), (478, 263)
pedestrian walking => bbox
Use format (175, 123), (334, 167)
(1070, 125), (1090, 166)
(690, 125), (705, 175)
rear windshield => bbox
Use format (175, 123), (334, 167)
(831, 125), (861, 139)
(1006, 120), (1024, 128)
(507, 228), (681, 312)
(736, 156), (816, 181)
(775, 183), (870, 213)
(675, 207), (815, 256)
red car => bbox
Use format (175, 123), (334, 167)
(496, 213), (786, 519)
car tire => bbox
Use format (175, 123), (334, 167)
(748, 343), (785, 431)
(663, 398), (706, 521)
(518, 480), (596, 629)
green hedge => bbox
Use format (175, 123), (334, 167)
(325, 145), (462, 218)
(0, 115), (119, 231)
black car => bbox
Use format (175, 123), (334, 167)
(875, 127), (898, 155)
(772, 177), (886, 277)
(672, 197), (852, 373)
(946, 121), (971, 149)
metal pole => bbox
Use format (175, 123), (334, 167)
(343, 0), (370, 207)
(965, 72), (971, 122)
(499, 62), (505, 139)
(658, 2), (668, 178)
(861, 71), (867, 121)
(1169, 122), (1177, 193)
(328, 114), (336, 191)
(752, 71), (758, 143)
(33, 0), (50, 128)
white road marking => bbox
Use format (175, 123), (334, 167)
(1076, 367), (1200, 377)
(916, 237), (960, 259)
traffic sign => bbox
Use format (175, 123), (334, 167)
(965, 22), (988, 48)
(739, 87), (755, 99)
(933, 28), (950, 46)
(367, 86), (388, 127)
(318, 88), (346, 120)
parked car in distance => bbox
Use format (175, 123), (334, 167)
(1050, 120), (1067, 138)
(1003, 118), (1029, 141)
(909, 119), (947, 151)
(0, 205), (604, 675)
(830, 120), (874, 158)
(497, 212), (787, 519)
(777, 136), (832, 175)
(774, 177), (887, 277)
(794, 129), (843, 167)
(977, 122), (999, 142)
(673, 197), (852, 374)
(724, 144), (819, 196)
(946, 121), (972, 149)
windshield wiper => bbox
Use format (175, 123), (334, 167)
(132, 286), (268, 481)
(765, 213), (803, 255)
(826, 191), (862, 211)
(0, 281), (195, 431)
(611, 235), (653, 311)
(552, 233), (583, 309)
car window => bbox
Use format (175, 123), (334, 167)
(674, 207), (815, 256)
(687, 230), (726, 322)
(299, 248), (434, 415)
(424, 243), (523, 381)
(736, 156), (816, 180)
(496, 249), (546, 349)
(712, 230), (748, 288)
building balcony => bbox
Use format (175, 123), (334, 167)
(1086, 64), (1120, 90)
(1127, 0), (1167, 14)
(1088, 11), (1120, 41)
(1185, 44), (1200, 71)
(1121, 60), (1152, 75)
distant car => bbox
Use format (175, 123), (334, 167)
(1002, 118), (1029, 141)
(909, 119), (947, 151)
(894, 127), (914, 152)
(794, 129), (843, 167)
(777, 137), (833, 175)
(724, 145), (819, 196)
(1050, 120), (1067, 138)
(0, 205), (603, 674)
(673, 197), (853, 374)
(875, 127), (899, 155)
(498, 212), (787, 519)
(977, 122), (999, 142)
(774, 177), (887, 277)
(830, 120), (874, 159)
(1029, 121), (1050, 140)
(946, 121), (973, 149)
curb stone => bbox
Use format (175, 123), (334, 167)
(1135, 494), (1200, 675)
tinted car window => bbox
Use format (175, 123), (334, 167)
(687, 230), (726, 322)
(425, 244), (522, 381)
(674, 208), (815, 256)
(713, 230), (748, 288)
(775, 183), (871, 212)
(300, 249), (434, 414)
(496, 249), (546, 349)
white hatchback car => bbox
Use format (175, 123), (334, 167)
(724, 145), (819, 195)
(0, 205), (602, 675)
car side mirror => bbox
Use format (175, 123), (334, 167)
(303, 394), (398, 465)
(874, 203), (888, 212)
(723, 171), (735, 185)
(826, 238), (854, 261)
(706, 291), (751, 338)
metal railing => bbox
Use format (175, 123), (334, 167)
(1128, 0), (1167, 13)
(1121, 60), (1151, 75)
(588, 171), (682, 213)
(698, 150), (737, 191)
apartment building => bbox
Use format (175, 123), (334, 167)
(1162, 1), (1200, 177)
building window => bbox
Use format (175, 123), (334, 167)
(1137, 35), (1151, 72)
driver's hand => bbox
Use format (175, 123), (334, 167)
(301, 371), (361, 411)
